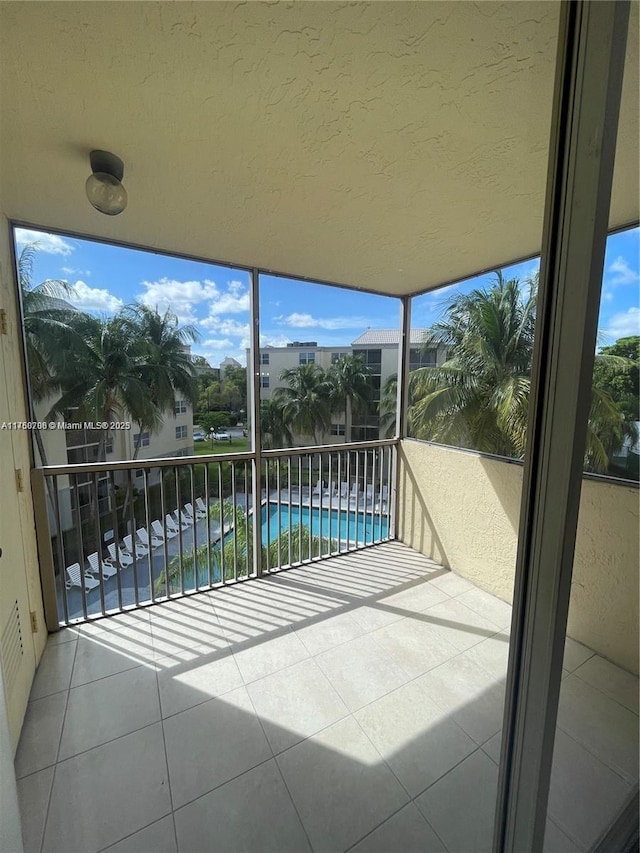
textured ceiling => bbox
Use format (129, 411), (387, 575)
(0, 1), (637, 296)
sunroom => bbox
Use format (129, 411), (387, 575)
(0, 3), (638, 852)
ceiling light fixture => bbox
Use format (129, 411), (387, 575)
(85, 150), (128, 216)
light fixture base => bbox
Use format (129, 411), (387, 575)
(89, 149), (124, 182)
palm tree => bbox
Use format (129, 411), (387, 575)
(18, 244), (79, 461)
(274, 363), (331, 445)
(121, 304), (199, 458)
(45, 311), (156, 461)
(408, 272), (536, 457)
(326, 355), (372, 443)
(156, 500), (336, 592)
(408, 271), (631, 472)
(379, 373), (398, 439)
(260, 399), (293, 450)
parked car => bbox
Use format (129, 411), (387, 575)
(193, 430), (206, 442)
(211, 431), (231, 441)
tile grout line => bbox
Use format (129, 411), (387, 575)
(243, 677), (317, 853)
(35, 633), (80, 853)
(570, 666), (640, 717)
(154, 659), (179, 853)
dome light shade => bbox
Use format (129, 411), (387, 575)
(86, 150), (127, 215)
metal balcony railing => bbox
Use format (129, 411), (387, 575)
(32, 440), (397, 626)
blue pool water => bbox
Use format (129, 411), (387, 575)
(261, 502), (388, 546)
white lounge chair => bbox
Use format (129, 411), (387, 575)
(311, 479), (323, 497)
(152, 519), (176, 540)
(107, 543), (134, 567)
(185, 501), (207, 520)
(166, 513), (189, 533)
(195, 497), (209, 515)
(123, 534), (149, 558)
(339, 482), (349, 500)
(87, 551), (118, 580)
(323, 481), (337, 498)
(137, 527), (163, 549)
(176, 509), (194, 528)
(65, 562), (100, 591)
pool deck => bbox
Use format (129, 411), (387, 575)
(56, 491), (390, 621)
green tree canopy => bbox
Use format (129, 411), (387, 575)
(326, 355), (372, 443)
(408, 272), (633, 475)
(274, 363), (331, 445)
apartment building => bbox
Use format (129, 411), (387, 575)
(252, 330), (447, 443)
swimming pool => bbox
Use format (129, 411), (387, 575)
(261, 502), (388, 547)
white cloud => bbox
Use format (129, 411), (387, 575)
(61, 266), (91, 277)
(260, 333), (292, 348)
(607, 256), (639, 286)
(139, 277), (250, 326)
(600, 307), (640, 342)
(275, 312), (371, 330)
(15, 229), (75, 256)
(139, 277), (219, 324)
(204, 318), (250, 339)
(70, 280), (124, 313)
(205, 280), (250, 317)
(202, 337), (234, 350)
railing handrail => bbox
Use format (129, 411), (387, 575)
(35, 438), (399, 476)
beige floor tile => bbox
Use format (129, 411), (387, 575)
(42, 723), (171, 853)
(102, 815), (177, 852)
(378, 578), (450, 615)
(294, 610), (365, 655)
(349, 602), (406, 632)
(543, 818), (582, 853)
(247, 658), (349, 753)
(350, 803), (446, 853)
(574, 654), (639, 715)
(355, 680), (477, 797)
(427, 571), (474, 597)
(163, 685), (272, 809)
(548, 729), (631, 852)
(416, 749), (498, 853)
(277, 717), (409, 853)
(417, 598), (503, 653)
(557, 675), (639, 783)
(59, 665), (160, 760)
(17, 766), (55, 853)
(562, 636), (594, 672)
(481, 731), (502, 764)
(456, 586), (513, 630)
(371, 618), (460, 679)
(15, 691), (67, 778)
(30, 641), (76, 700)
(45, 627), (81, 646)
(316, 634), (411, 711)
(71, 636), (146, 688)
(156, 649), (243, 718)
(232, 628), (310, 683)
(149, 598), (225, 659)
(174, 759), (311, 853)
(416, 651), (505, 745)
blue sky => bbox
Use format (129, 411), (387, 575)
(15, 225), (639, 367)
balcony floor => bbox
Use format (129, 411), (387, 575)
(15, 541), (639, 853)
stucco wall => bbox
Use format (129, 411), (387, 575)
(0, 208), (47, 755)
(398, 439), (639, 675)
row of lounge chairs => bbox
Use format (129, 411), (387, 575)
(64, 499), (211, 592)
(310, 480), (388, 508)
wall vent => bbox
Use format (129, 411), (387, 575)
(1, 601), (24, 696)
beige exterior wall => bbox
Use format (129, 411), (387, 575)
(0, 210), (47, 751)
(398, 439), (639, 675)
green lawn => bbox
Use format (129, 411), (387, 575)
(193, 438), (250, 455)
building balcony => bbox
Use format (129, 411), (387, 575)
(15, 538), (638, 853)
